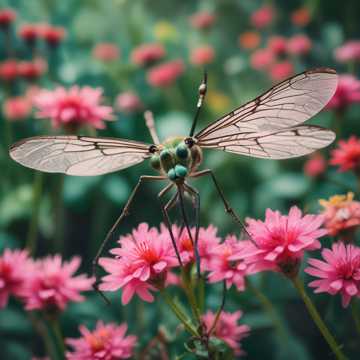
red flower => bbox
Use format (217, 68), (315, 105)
(92, 43), (120, 62)
(189, 11), (216, 30)
(0, 59), (18, 82)
(3, 97), (32, 121)
(326, 74), (360, 111)
(251, 6), (274, 29)
(18, 24), (40, 43)
(269, 61), (294, 82)
(0, 8), (16, 28)
(238, 31), (261, 50)
(267, 36), (287, 56)
(190, 45), (215, 66)
(330, 136), (360, 173)
(66, 321), (137, 359)
(319, 193), (360, 238)
(18, 58), (47, 80)
(303, 153), (326, 177)
(38, 24), (66, 46)
(305, 242), (360, 307)
(287, 34), (312, 55)
(131, 43), (165, 67)
(250, 49), (274, 70)
(147, 59), (184, 87)
(291, 7), (311, 27)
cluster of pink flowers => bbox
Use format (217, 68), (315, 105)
(66, 321), (137, 359)
(33, 85), (114, 131)
(0, 58), (46, 82)
(0, 249), (93, 312)
(17, 23), (66, 46)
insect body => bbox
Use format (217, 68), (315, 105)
(9, 68), (339, 291)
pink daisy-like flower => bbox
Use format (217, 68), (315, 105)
(131, 43), (165, 67)
(251, 6), (274, 29)
(3, 96), (32, 121)
(18, 58), (47, 80)
(38, 24), (66, 46)
(0, 8), (16, 28)
(269, 61), (294, 82)
(165, 224), (221, 270)
(334, 41), (360, 63)
(19, 24), (40, 43)
(287, 34), (312, 55)
(305, 242), (360, 307)
(146, 59), (184, 87)
(99, 223), (178, 305)
(303, 152), (326, 178)
(244, 206), (326, 276)
(250, 48), (275, 70)
(202, 310), (250, 355)
(0, 59), (18, 82)
(330, 136), (360, 173)
(267, 36), (287, 56)
(0, 249), (33, 308)
(33, 86), (114, 131)
(115, 91), (143, 114)
(238, 31), (261, 50)
(22, 255), (94, 312)
(92, 43), (120, 62)
(189, 11), (216, 30)
(190, 45), (215, 66)
(207, 236), (257, 291)
(66, 321), (137, 360)
(319, 193), (360, 239)
(326, 74), (360, 111)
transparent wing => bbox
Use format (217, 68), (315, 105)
(198, 125), (335, 159)
(196, 68), (338, 142)
(9, 136), (153, 176)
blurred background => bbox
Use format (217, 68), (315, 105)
(1, 0), (360, 359)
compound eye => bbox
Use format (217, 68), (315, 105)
(176, 143), (189, 159)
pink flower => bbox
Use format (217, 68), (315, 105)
(99, 223), (178, 305)
(115, 91), (143, 113)
(66, 321), (137, 359)
(33, 86), (114, 131)
(330, 136), (360, 173)
(319, 193), (360, 238)
(0, 8), (16, 28)
(244, 207), (326, 276)
(38, 24), (66, 46)
(189, 11), (216, 30)
(334, 41), (360, 63)
(166, 224), (220, 270)
(250, 49), (274, 70)
(147, 59), (184, 87)
(131, 43), (165, 67)
(22, 255), (94, 312)
(207, 236), (257, 291)
(190, 45), (215, 66)
(305, 242), (360, 307)
(291, 7), (311, 27)
(269, 61), (294, 82)
(92, 43), (120, 62)
(0, 249), (33, 308)
(303, 153), (326, 177)
(326, 74), (360, 111)
(287, 34), (312, 55)
(251, 6), (274, 29)
(267, 36), (287, 56)
(3, 96), (32, 121)
(202, 311), (250, 355)
(19, 24), (40, 43)
(18, 58), (47, 80)
(0, 59), (18, 82)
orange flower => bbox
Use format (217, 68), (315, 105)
(238, 31), (261, 50)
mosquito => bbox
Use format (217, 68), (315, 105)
(9, 68), (338, 296)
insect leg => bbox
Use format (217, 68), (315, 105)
(183, 183), (201, 277)
(191, 169), (252, 241)
(208, 281), (227, 336)
(144, 110), (160, 145)
(158, 184), (183, 267)
(92, 175), (166, 303)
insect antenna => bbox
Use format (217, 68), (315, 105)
(189, 70), (208, 137)
(144, 110), (160, 145)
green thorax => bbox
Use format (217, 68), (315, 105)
(150, 136), (202, 182)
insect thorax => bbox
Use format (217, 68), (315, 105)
(150, 136), (202, 181)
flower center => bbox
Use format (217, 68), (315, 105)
(137, 241), (159, 264)
(86, 328), (110, 352)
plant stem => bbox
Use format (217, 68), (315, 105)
(26, 172), (44, 255)
(49, 317), (66, 360)
(292, 276), (347, 360)
(247, 280), (287, 339)
(351, 300), (360, 337)
(160, 289), (198, 337)
(53, 175), (65, 253)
